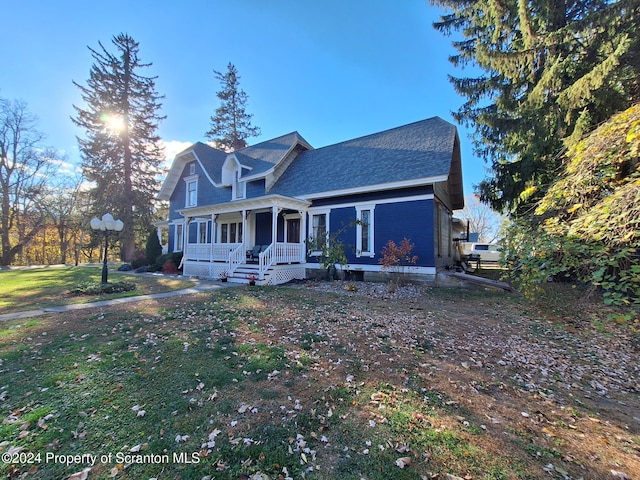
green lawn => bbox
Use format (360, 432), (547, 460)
(0, 284), (636, 479)
(0, 266), (195, 314)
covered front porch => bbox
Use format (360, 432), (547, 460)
(178, 195), (310, 285)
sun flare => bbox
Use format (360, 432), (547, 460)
(100, 112), (125, 133)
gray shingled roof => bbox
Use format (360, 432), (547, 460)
(157, 142), (228, 200)
(190, 142), (227, 185)
(237, 131), (311, 177)
(270, 117), (458, 198)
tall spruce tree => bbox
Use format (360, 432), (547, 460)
(73, 33), (165, 261)
(430, 0), (640, 214)
(205, 63), (261, 151)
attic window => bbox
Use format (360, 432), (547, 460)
(233, 169), (246, 200)
(184, 175), (199, 207)
(189, 163), (196, 175)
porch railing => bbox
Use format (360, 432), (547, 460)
(258, 243), (274, 279)
(275, 242), (304, 263)
(212, 243), (242, 261)
(185, 243), (212, 261)
(184, 241), (304, 278)
(228, 244), (245, 276)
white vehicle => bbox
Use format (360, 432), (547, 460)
(461, 243), (502, 263)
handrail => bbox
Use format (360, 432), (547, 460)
(228, 243), (245, 276)
(275, 242), (304, 263)
(258, 243), (274, 279)
(213, 243), (241, 261)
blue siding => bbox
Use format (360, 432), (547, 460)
(246, 179), (266, 199)
(169, 176), (186, 221)
(255, 212), (272, 245)
(188, 222), (198, 243)
(168, 228), (175, 252)
(276, 214), (285, 242)
(310, 185), (433, 208)
(375, 199), (434, 267)
(312, 199), (435, 267)
(169, 161), (233, 222)
(330, 207), (357, 261)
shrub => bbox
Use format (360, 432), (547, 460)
(502, 219), (640, 308)
(145, 230), (163, 266)
(162, 260), (179, 274)
(505, 105), (640, 308)
(379, 238), (418, 285)
(68, 281), (137, 296)
(131, 257), (148, 269)
(152, 252), (183, 273)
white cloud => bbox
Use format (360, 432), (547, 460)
(48, 157), (81, 176)
(161, 140), (193, 170)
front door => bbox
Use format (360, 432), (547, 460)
(286, 218), (300, 243)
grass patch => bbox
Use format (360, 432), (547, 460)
(0, 267), (194, 314)
(0, 286), (636, 479)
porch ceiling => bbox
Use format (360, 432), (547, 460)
(177, 194), (311, 217)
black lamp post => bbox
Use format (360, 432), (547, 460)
(90, 213), (124, 284)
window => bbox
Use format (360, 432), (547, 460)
(185, 176), (198, 207)
(221, 224), (228, 243)
(356, 205), (375, 257)
(233, 170), (246, 200)
(197, 221), (210, 244)
(286, 217), (301, 243)
(311, 213), (327, 252)
(189, 163), (196, 175)
(175, 224), (184, 251)
(219, 222), (243, 243)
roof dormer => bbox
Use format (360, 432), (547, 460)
(222, 155), (247, 200)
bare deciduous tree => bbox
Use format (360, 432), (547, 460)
(0, 97), (55, 266)
(455, 194), (504, 243)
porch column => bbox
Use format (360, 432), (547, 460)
(181, 217), (189, 265)
(271, 206), (278, 247)
(214, 213), (216, 262)
(299, 210), (307, 263)
(242, 209), (247, 251)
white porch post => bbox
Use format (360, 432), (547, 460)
(271, 206), (278, 247)
(214, 213), (216, 262)
(242, 209), (247, 251)
(186, 218), (191, 252)
(181, 217), (189, 267)
(299, 210), (307, 263)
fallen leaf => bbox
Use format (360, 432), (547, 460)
(68, 467), (91, 480)
(396, 456), (412, 468)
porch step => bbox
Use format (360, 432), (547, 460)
(229, 263), (270, 284)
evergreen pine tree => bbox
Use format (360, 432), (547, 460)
(205, 63), (261, 151)
(145, 228), (163, 266)
(73, 33), (166, 261)
(430, 0), (640, 214)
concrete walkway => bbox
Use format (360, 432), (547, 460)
(0, 276), (236, 322)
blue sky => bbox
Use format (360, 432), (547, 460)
(1, 0), (485, 197)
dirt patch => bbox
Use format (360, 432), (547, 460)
(279, 281), (640, 478)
